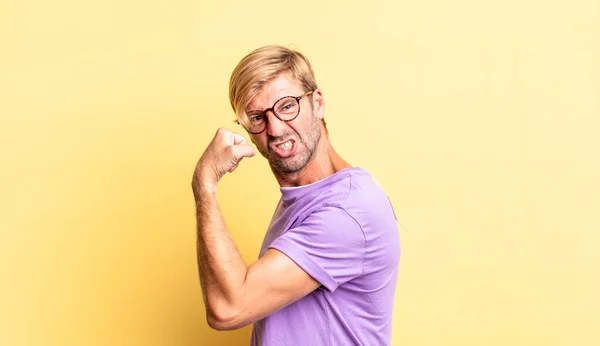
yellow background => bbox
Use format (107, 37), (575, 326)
(1, 0), (599, 345)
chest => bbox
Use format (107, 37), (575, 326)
(258, 200), (301, 257)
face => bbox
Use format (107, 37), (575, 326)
(245, 73), (324, 175)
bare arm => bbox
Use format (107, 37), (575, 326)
(192, 128), (320, 330)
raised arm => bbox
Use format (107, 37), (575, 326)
(192, 128), (320, 330)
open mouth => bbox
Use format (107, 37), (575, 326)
(270, 139), (296, 158)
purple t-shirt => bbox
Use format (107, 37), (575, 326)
(250, 167), (401, 346)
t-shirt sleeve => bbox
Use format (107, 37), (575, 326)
(268, 206), (366, 292)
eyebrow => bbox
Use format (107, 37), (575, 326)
(245, 103), (263, 113)
(246, 90), (299, 113)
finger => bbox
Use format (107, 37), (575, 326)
(217, 128), (246, 146)
(231, 143), (256, 159)
(231, 132), (248, 145)
(228, 162), (240, 173)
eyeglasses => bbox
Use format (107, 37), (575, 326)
(238, 90), (314, 134)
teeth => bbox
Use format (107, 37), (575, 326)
(278, 141), (293, 150)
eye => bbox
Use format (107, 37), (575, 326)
(276, 99), (298, 114)
(248, 113), (264, 123)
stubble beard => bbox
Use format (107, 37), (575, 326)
(258, 115), (322, 175)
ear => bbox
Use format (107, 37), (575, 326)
(312, 88), (325, 120)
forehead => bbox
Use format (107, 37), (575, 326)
(247, 73), (304, 111)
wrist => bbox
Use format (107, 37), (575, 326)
(192, 171), (218, 198)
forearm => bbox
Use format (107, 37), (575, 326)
(194, 183), (248, 322)
(191, 128), (257, 328)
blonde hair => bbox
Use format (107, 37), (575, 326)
(229, 45), (320, 128)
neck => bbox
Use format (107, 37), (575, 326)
(273, 136), (351, 187)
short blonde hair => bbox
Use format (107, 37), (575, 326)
(229, 45), (319, 128)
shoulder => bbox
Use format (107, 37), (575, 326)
(344, 168), (391, 208)
(302, 168), (385, 207)
(287, 168), (393, 230)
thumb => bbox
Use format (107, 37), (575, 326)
(231, 143), (256, 159)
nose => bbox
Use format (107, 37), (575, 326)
(265, 111), (287, 137)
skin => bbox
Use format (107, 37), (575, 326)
(192, 72), (351, 330)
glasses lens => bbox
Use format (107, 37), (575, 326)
(246, 113), (266, 133)
(274, 97), (299, 120)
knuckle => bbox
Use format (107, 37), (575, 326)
(226, 145), (236, 156)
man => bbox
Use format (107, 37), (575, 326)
(192, 45), (400, 345)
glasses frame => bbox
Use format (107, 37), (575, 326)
(237, 90), (314, 134)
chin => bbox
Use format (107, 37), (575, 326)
(270, 153), (314, 174)
(271, 162), (303, 174)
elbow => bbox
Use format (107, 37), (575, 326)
(206, 306), (247, 331)
(207, 313), (237, 331)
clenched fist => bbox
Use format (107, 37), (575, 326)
(192, 128), (256, 195)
